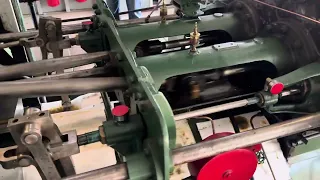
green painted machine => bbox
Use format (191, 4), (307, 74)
(0, 0), (320, 179)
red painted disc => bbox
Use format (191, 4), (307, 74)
(112, 105), (129, 117)
(270, 82), (284, 95)
(197, 149), (258, 180)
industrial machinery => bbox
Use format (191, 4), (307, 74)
(0, 0), (320, 179)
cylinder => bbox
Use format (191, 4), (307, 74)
(18, 66), (108, 82)
(174, 99), (252, 121)
(0, 51), (108, 81)
(172, 112), (320, 165)
(0, 77), (127, 97)
(62, 163), (128, 180)
(137, 37), (292, 89)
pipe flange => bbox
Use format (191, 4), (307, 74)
(228, 0), (262, 38)
(261, 20), (319, 70)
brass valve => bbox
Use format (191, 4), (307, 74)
(190, 22), (200, 53)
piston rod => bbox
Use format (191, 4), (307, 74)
(0, 51), (109, 81)
(174, 98), (259, 121)
(63, 113), (320, 179)
(0, 77), (127, 97)
(18, 66), (109, 82)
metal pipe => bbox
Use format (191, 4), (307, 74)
(172, 112), (320, 165)
(63, 113), (320, 179)
(0, 51), (108, 81)
(17, 66), (108, 82)
(62, 163), (128, 180)
(174, 98), (258, 121)
(0, 77), (127, 97)
(0, 24), (85, 42)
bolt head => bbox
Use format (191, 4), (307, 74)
(24, 134), (39, 145)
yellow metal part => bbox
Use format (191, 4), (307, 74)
(160, 0), (167, 23)
(189, 22), (201, 53)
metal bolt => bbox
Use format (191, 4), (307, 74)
(92, 4), (98, 9)
(94, 9), (102, 15)
(24, 134), (39, 145)
(18, 158), (31, 167)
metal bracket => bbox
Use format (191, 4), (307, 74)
(7, 111), (79, 179)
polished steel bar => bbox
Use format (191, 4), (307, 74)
(172, 112), (320, 165)
(173, 98), (258, 121)
(63, 163), (128, 180)
(18, 67), (108, 82)
(0, 77), (127, 97)
(0, 51), (108, 81)
(0, 24), (85, 42)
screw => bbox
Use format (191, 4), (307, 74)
(94, 9), (101, 15)
(24, 134), (39, 145)
(92, 4), (98, 9)
(19, 158), (31, 167)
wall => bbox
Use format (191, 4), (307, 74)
(20, 0), (153, 14)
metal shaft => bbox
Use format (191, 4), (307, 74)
(62, 163), (128, 180)
(62, 113), (320, 180)
(174, 98), (258, 121)
(0, 77), (127, 97)
(0, 24), (85, 42)
(18, 66), (108, 82)
(0, 51), (108, 81)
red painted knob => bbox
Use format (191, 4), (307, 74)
(270, 82), (284, 95)
(47, 0), (60, 7)
(112, 105), (129, 117)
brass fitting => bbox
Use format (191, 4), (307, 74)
(190, 22), (200, 53)
(160, 0), (167, 23)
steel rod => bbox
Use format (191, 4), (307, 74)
(18, 66), (108, 82)
(0, 24), (85, 42)
(0, 51), (108, 81)
(0, 77), (127, 97)
(172, 112), (320, 165)
(62, 163), (128, 180)
(174, 98), (258, 121)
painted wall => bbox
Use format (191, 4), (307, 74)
(20, 0), (153, 14)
